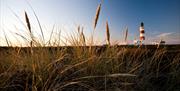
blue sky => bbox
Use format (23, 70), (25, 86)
(0, 0), (180, 46)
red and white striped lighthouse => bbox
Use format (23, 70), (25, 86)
(139, 22), (145, 44)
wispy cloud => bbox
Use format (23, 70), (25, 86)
(157, 32), (180, 44)
(156, 32), (174, 38)
(146, 32), (180, 44)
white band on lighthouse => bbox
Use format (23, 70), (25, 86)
(140, 33), (144, 37)
(140, 27), (144, 31)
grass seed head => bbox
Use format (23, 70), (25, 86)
(106, 21), (110, 45)
(125, 27), (128, 42)
(93, 4), (101, 30)
(80, 29), (86, 46)
(25, 11), (31, 33)
(77, 25), (80, 33)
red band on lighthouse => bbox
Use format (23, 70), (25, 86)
(140, 22), (145, 41)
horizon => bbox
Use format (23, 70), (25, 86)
(0, 0), (180, 46)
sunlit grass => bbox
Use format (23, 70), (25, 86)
(0, 1), (180, 91)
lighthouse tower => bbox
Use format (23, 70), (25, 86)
(139, 22), (145, 45)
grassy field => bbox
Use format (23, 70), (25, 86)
(0, 45), (180, 91)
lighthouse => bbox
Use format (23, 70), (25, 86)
(139, 22), (145, 45)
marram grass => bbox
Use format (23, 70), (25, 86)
(0, 46), (179, 91)
(0, 1), (180, 91)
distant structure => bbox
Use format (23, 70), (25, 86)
(152, 40), (166, 45)
(160, 40), (165, 45)
(134, 22), (145, 45)
(134, 37), (139, 45)
(139, 22), (145, 45)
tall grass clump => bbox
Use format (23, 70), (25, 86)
(0, 46), (179, 91)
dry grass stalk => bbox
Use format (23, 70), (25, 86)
(81, 29), (86, 46)
(77, 25), (80, 33)
(25, 11), (31, 33)
(125, 27), (128, 43)
(3, 30), (10, 46)
(74, 73), (136, 80)
(25, 11), (33, 49)
(107, 73), (136, 77)
(106, 21), (110, 45)
(26, 1), (45, 43)
(78, 26), (86, 46)
(32, 10), (45, 43)
(93, 4), (101, 30)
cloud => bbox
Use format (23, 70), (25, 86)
(156, 32), (180, 44)
(146, 32), (180, 44)
(156, 32), (174, 38)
